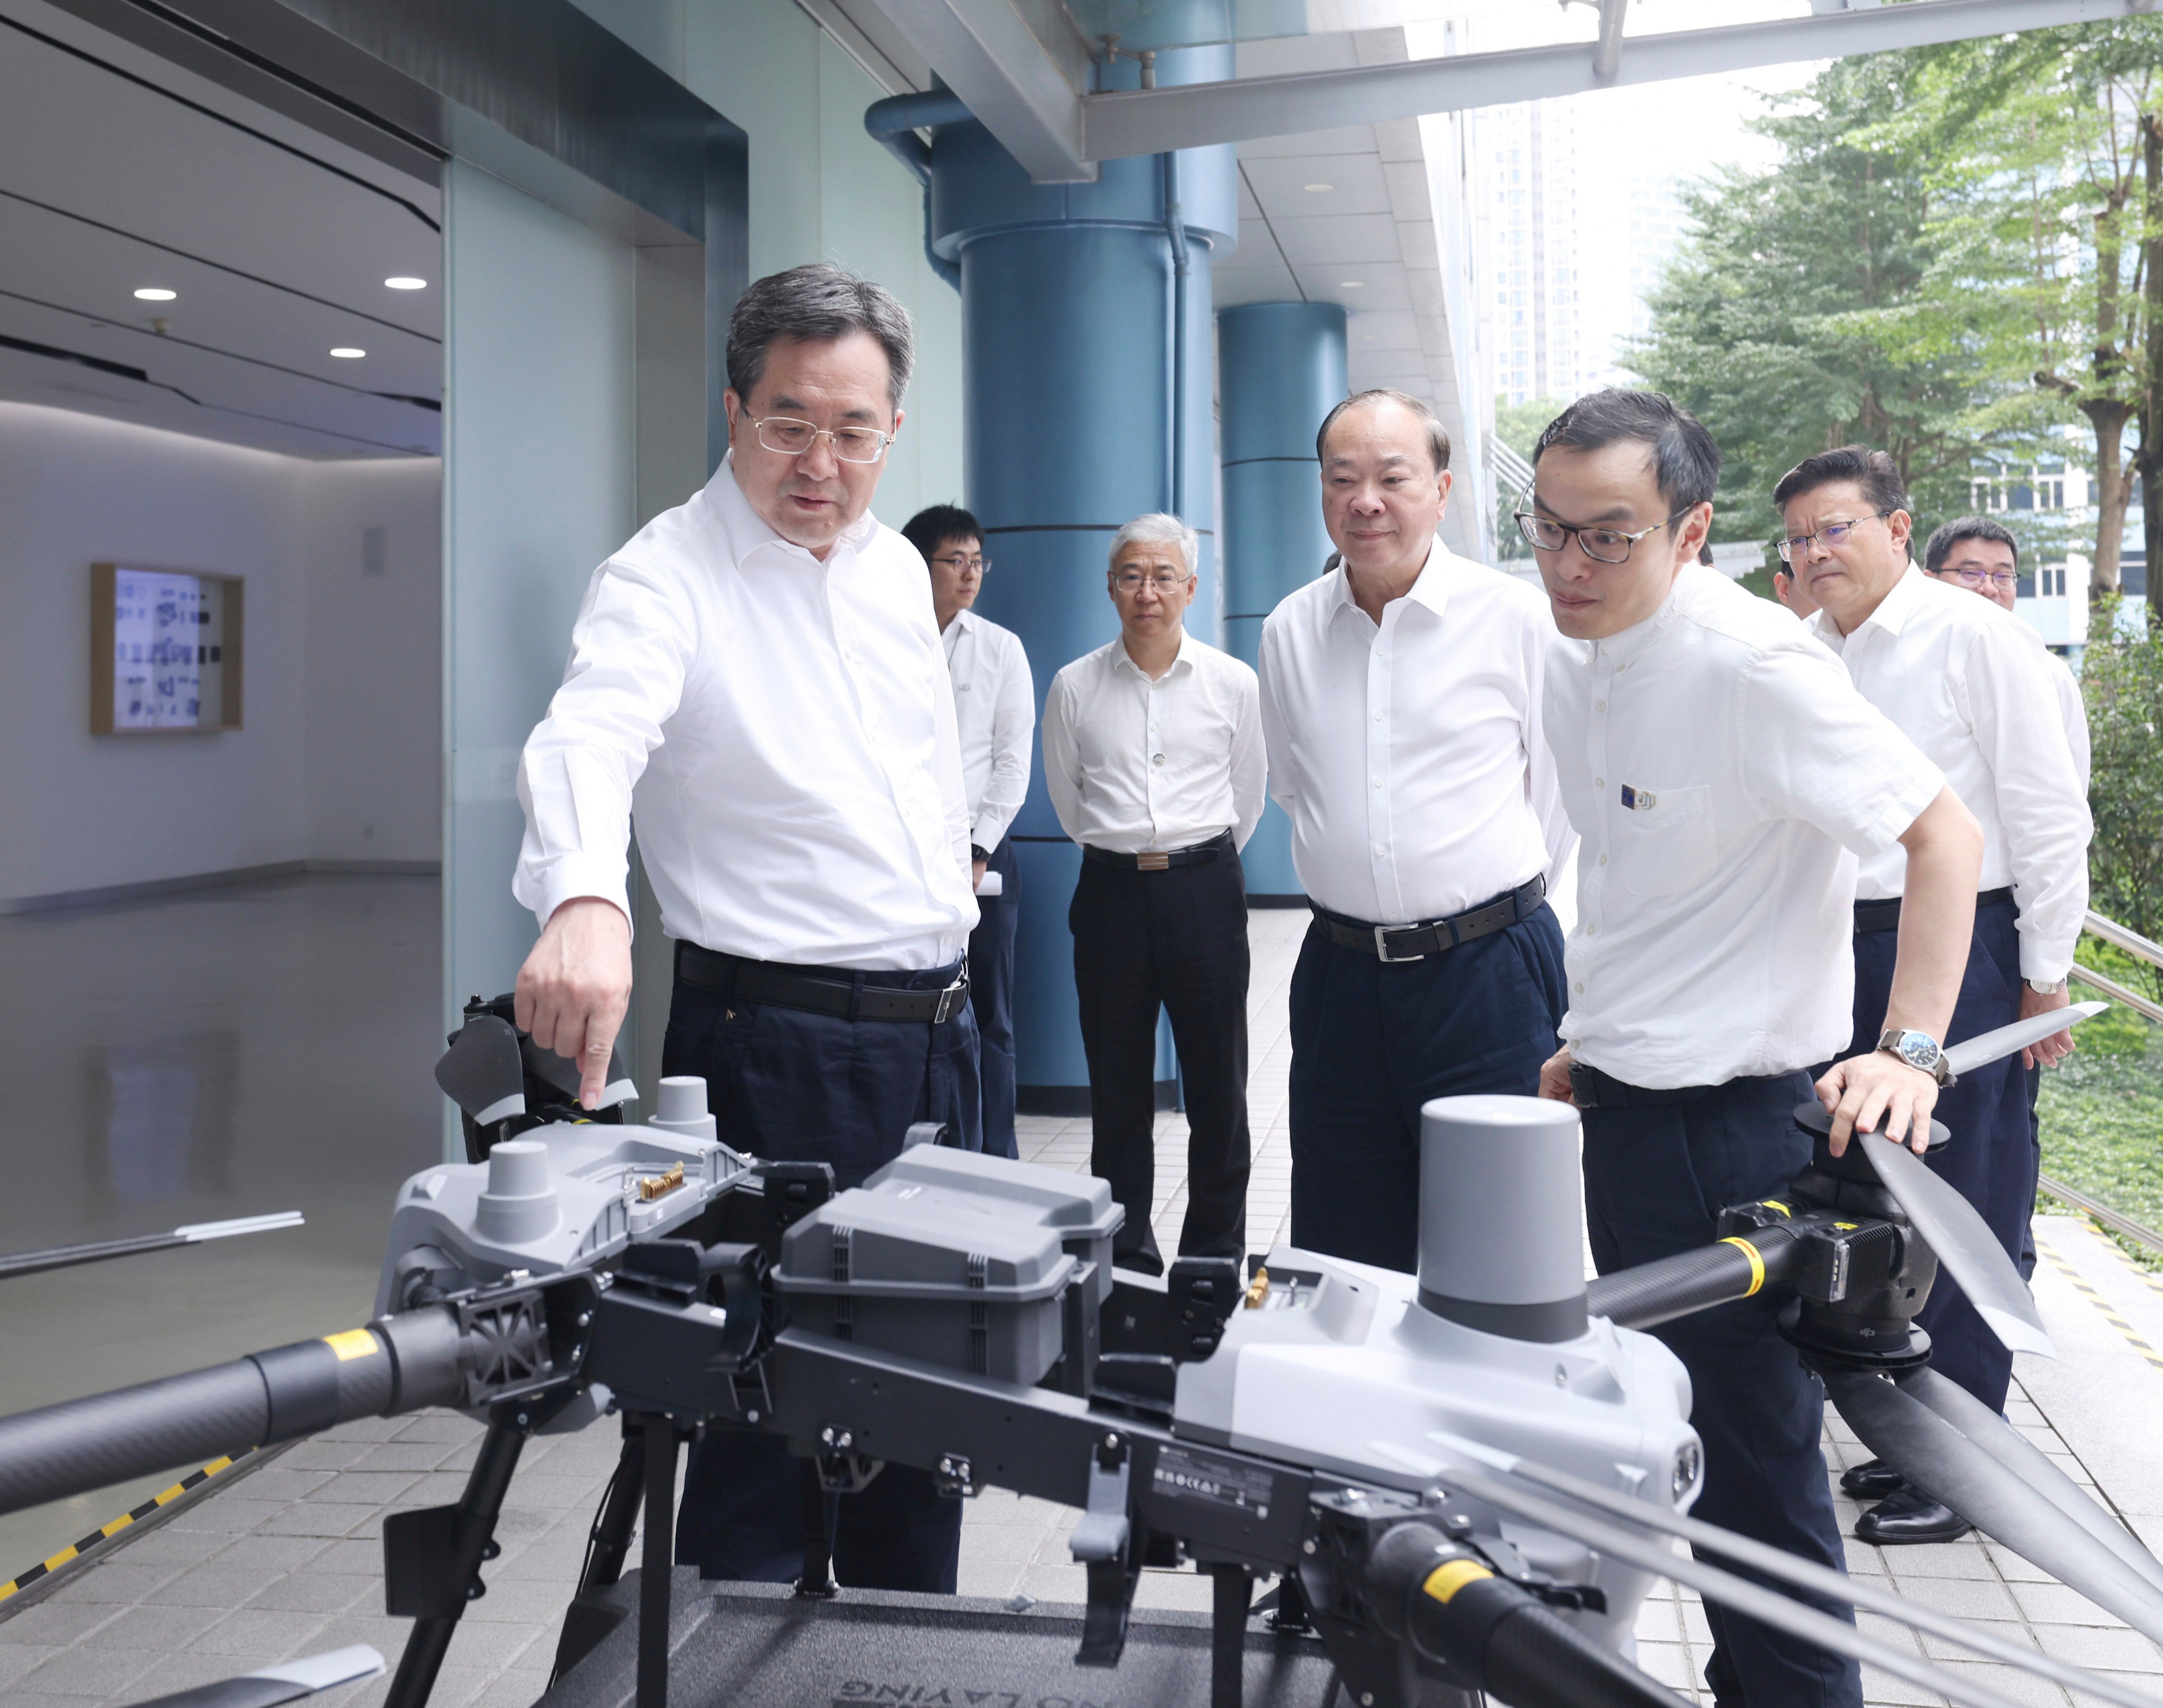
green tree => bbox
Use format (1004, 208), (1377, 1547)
(1630, 52), (2011, 552)
(2083, 597), (2163, 996)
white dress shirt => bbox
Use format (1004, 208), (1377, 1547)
(1041, 631), (1266, 854)
(512, 456), (977, 971)
(2043, 645), (2091, 791)
(1552, 566), (1945, 1090)
(1808, 567), (2090, 983)
(1257, 544), (1576, 925)
(941, 608), (1035, 851)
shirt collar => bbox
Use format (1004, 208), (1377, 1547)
(1593, 562), (1695, 670)
(703, 451), (881, 567)
(1806, 560), (1923, 652)
(1112, 627), (1193, 677)
(1326, 538), (1450, 626)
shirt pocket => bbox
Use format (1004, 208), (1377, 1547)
(1613, 782), (1719, 898)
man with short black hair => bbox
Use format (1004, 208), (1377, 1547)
(1043, 513), (1263, 1274)
(1780, 448), (2090, 1544)
(904, 504), (1033, 1159)
(1259, 388), (1574, 1274)
(1531, 389), (1982, 1707)
(511, 261), (979, 1594)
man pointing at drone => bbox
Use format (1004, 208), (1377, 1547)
(1527, 391), (1983, 1708)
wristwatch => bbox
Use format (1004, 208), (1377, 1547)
(970, 843), (990, 863)
(1877, 1027), (1955, 1087)
(2026, 978), (2065, 995)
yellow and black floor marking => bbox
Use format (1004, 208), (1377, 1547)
(2036, 1234), (2163, 1377)
(0, 1446), (258, 1604)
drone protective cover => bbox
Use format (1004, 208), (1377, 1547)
(520, 1031), (637, 1112)
(433, 1015), (527, 1125)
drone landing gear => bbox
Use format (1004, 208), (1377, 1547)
(383, 1403), (530, 1708)
(1209, 1563), (1251, 1708)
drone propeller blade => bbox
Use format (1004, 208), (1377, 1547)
(1825, 1368), (2163, 1640)
(1491, 1451), (2163, 1708)
(1899, 1366), (2163, 1598)
(435, 1015), (527, 1124)
(1858, 1132), (2055, 1358)
(1438, 1464), (2034, 1708)
(1942, 1000), (2106, 1080)
(522, 1035), (637, 1111)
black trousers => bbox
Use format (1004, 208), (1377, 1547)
(1847, 891), (2030, 1413)
(1069, 843), (1251, 1273)
(1287, 902), (1566, 1273)
(1582, 1072), (1863, 1708)
(663, 960), (979, 1590)
(968, 837), (1021, 1160)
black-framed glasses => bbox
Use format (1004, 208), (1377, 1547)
(1777, 509), (1894, 564)
(932, 552), (990, 574)
(749, 415), (894, 463)
(1515, 508), (1689, 565)
(1945, 565), (2017, 590)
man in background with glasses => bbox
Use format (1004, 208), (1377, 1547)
(904, 503), (1034, 1158)
(510, 262), (980, 1596)
(1043, 514), (1264, 1274)
(1923, 515), (2089, 787)
(1258, 388), (1575, 1276)
(1530, 390), (1980, 1708)
(1782, 451), (2091, 1546)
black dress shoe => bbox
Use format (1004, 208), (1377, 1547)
(1854, 1485), (1972, 1545)
(1840, 1457), (1906, 1498)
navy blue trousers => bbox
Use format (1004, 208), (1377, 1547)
(968, 837), (1021, 1161)
(1583, 1072), (1862, 1708)
(663, 960), (979, 1590)
(1846, 891), (2030, 1414)
(1287, 901), (1566, 1273)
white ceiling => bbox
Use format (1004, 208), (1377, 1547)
(1213, 29), (1464, 418)
(0, 0), (442, 459)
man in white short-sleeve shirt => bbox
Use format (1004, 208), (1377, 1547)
(904, 504), (1035, 1159)
(1525, 390), (1982, 1708)
(1786, 470), (2091, 1546)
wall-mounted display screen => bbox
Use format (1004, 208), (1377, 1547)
(90, 564), (244, 735)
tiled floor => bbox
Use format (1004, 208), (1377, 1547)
(3, 903), (2161, 1706)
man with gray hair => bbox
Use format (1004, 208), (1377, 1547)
(1042, 514), (1266, 1272)
(509, 262), (979, 1593)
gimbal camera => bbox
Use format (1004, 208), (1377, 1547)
(0, 1000), (2155, 1708)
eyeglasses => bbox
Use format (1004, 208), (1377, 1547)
(1515, 508), (1688, 565)
(1944, 566), (2018, 590)
(1777, 510), (1894, 564)
(932, 553), (990, 574)
(748, 415), (893, 463)
(1112, 570), (1190, 593)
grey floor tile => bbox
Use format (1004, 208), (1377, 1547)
(2009, 1580), (2130, 1628)
(183, 1606), (331, 1659)
(23, 1642), (162, 1697)
(1857, 1660), (1947, 1705)
(1932, 1658), (2074, 1707)
(87, 1602), (232, 1653)
(153, 1564), (292, 1611)
(2033, 1622), (2163, 1670)
(0, 1600), (121, 1646)
(467, 1669), (552, 1708)
(45, 1562), (183, 1606)
(245, 1573), (381, 1616)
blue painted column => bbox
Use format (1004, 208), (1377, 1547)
(1218, 301), (1346, 903)
(926, 49), (1236, 1113)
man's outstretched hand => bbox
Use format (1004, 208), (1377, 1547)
(1815, 1050), (1937, 1157)
(514, 897), (632, 1108)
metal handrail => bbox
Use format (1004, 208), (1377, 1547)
(2045, 909), (2163, 1254)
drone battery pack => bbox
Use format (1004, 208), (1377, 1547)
(775, 1188), (1081, 1384)
(864, 1144), (1123, 1303)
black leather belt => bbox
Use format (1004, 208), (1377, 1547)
(1082, 830), (1233, 872)
(1314, 875), (1547, 963)
(673, 942), (969, 1024)
(1853, 886), (2016, 934)
(1568, 1062), (1709, 1110)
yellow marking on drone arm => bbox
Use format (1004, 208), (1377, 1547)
(1720, 1237), (1766, 1297)
(1422, 1559), (1494, 1604)
(1761, 1200), (1792, 1217)
(323, 1329), (380, 1362)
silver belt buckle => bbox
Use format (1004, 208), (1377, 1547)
(1374, 924), (1425, 964)
(933, 976), (969, 1024)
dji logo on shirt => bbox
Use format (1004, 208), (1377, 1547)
(1620, 784), (1658, 811)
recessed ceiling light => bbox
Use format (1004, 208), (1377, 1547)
(134, 287), (177, 302)
(1305, 182), (1334, 192)
(1339, 280), (1365, 289)
(384, 276), (428, 291)
(330, 346), (367, 359)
